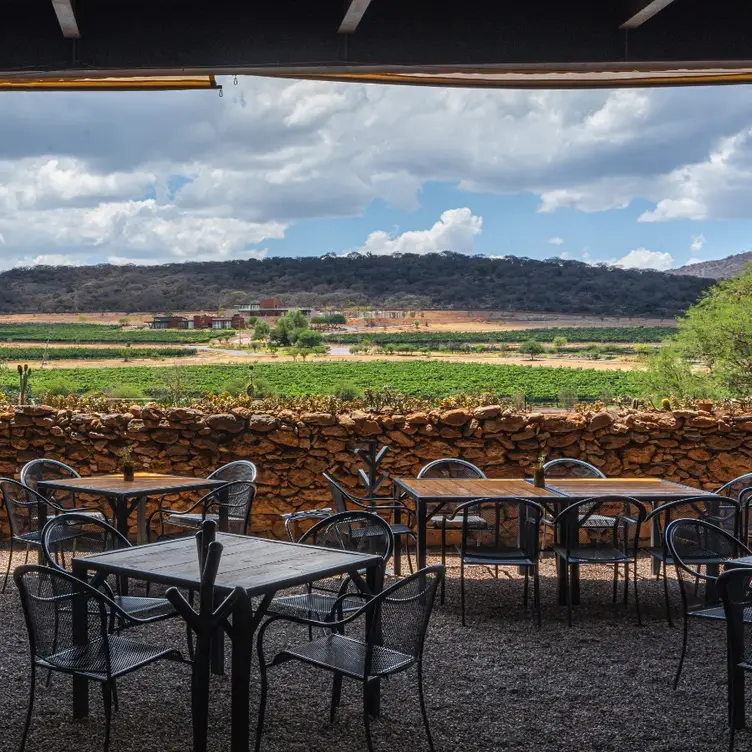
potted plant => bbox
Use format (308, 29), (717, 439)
(119, 446), (136, 482)
(533, 455), (546, 488)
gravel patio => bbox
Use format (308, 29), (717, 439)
(0, 548), (740, 752)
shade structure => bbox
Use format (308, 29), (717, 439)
(0, 76), (220, 92)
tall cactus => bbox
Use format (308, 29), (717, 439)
(17, 364), (31, 405)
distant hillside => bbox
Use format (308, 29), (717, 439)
(671, 251), (752, 279)
(0, 253), (712, 316)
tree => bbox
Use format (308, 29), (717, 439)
(253, 320), (271, 340)
(295, 329), (323, 349)
(518, 340), (544, 361)
(552, 336), (568, 352)
(638, 344), (713, 400)
(270, 310), (309, 346)
(674, 265), (752, 394)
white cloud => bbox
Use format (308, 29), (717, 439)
(684, 257), (704, 266)
(356, 208), (482, 256)
(615, 248), (674, 271)
(690, 233), (706, 254)
(548, 236), (564, 246)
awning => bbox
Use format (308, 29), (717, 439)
(0, 76), (220, 92)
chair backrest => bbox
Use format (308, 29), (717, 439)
(646, 495), (741, 542)
(41, 512), (130, 574)
(417, 459), (486, 480)
(300, 511), (394, 563)
(20, 459), (80, 490)
(717, 473), (752, 501)
(366, 564), (444, 670)
(14, 564), (110, 672)
(323, 473), (360, 514)
(208, 460), (257, 484)
(456, 498), (544, 561)
(543, 458), (605, 479)
(553, 495), (646, 557)
(718, 567), (752, 669)
(0, 478), (50, 539)
(666, 518), (752, 611)
(204, 480), (256, 533)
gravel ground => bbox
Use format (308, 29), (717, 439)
(0, 547), (741, 752)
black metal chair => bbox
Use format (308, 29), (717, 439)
(418, 458), (487, 601)
(716, 473), (752, 540)
(552, 495), (646, 626)
(209, 459), (257, 484)
(14, 564), (183, 752)
(41, 512), (175, 626)
(450, 497), (544, 627)
(281, 507), (333, 542)
(645, 495), (741, 625)
(324, 473), (417, 573)
(717, 566), (752, 752)
(666, 518), (752, 690)
(0, 478), (105, 593)
(20, 458), (86, 510)
(256, 564), (444, 752)
(268, 511), (394, 622)
(147, 480), (256, 540)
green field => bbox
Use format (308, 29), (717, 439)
(0, 323), (223, 344)
(0, 346), (196, 360)
(2, 361), (639, 402)
(325, 326), (675, 347)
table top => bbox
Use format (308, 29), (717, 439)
(393, 477), (562, 502)
(724, 556), (752, 570)
(541, 477), (707, 500)
(38, 473), (225, 497)
(73, 533), (382, 596)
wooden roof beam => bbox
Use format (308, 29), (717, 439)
(621, 0), (678, 29)
(51, 0), (81, 38)
(338, 0), (373, 33)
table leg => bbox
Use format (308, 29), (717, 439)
(136, 496), (147, 545)
(36, 490), (51, 564)
(71, 559), (90, 720)
(416, 497), (427, 571)
(393, 504), (402, 577)
(115, 495), (130, 540)
(218, 486), (230, 533)
(211, 595), (225, 676)
(364, 563), (385, 717)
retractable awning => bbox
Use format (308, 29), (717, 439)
(0, 76), (220, 92)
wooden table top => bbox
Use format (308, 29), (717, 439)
(725, 556), (752, 570)
(74, 533), (381, 596)
(541, 477), (707, 500)
(393, 478), (562, 501)
(38, 473), (225, 497)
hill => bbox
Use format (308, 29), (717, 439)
(670, 251), (752, 279)
(0, 253), (711, 316)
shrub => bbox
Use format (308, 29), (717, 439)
(109, 384), (145, 400)
(328, 380), (363, 401)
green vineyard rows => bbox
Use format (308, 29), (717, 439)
(0, 346), (196, 360)
(0, 323), (223, 344)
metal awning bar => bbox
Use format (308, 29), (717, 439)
(0, 76), (220, 92)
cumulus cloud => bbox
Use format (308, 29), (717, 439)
(615, 248), (674, 271)
(690, 233), (706, 254)
(548, 236), (564, 245)
(356, 208), (482, 256)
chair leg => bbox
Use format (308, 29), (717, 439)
(633, 558), (642, 627)
(623, 563), (630, 606)
(406, 535), (415, 575)
(662, 560), (673, 627)
(417, 663), (435, 752)
(440, 525), (447, 605)
(23, 543), (30, 566)
(523, 569), (529, 607)
(2, 538), (14, 593)
(566, 562), (573, 628)
(674, 614), (690, 690)
(19, 663), (35, 752)
(362, 684), (375, 752)
(102, 682), (113, 752)
(330, 673), (342, 723)
(534, 565), (542, 628)
(255, 645), (269, 752)
(612, 564), (618, 605)
(460, 557), (466, 627)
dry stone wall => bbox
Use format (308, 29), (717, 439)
(1, 404), (751, 540)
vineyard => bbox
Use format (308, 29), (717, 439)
(0, 323), (223, 344)
(324, 326), (675, 347)
(0, 346), (196, 361)
(1, 361), (640, 402)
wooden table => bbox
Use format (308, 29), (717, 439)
(38, 473), (226, 545)
(72, 534), (383, 752)
(393, 478), (563, 574)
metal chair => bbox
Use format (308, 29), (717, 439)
(280, 507), (333, 542)
(418, 459), (487, 602)
(209, 459), (257, 484)
(717, 566), (752, 752)
(716, 473), (752, 540)
(666, 518), (752, 690)
(450, 498), (544, 627)
(552, 495), (646, 626)
(256, 565), (444, 752)
(268, 511), (394, 621)
(324, 473), (417, 573)
(645, 495), (741, 625)
(147, 480), (256, 540)
(41, 512), (175, 626)
(0, 478), (105, 593)
(14, 564), (183, 752)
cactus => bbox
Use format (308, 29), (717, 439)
(661, 398), (671, 411)
(17, 364), (31, 405)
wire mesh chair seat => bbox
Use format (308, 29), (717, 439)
(552, 543), (634, 563)
(256, 565), (444, 752)
(268, 511), (394, 622)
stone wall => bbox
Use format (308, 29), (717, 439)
(1, 403), (751, 540)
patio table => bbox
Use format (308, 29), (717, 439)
(38, 473), (227, 546)
(72, 533), (383, 752)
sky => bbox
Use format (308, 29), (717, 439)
(1, 77), (752, 272)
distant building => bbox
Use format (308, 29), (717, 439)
(150, 314), (246, 330)
(237, 298), (313, 319)
(151, 316), (192, 330)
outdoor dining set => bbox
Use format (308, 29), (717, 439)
(1, 452), (752, 752)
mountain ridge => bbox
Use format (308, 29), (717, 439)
(670, 251), (752, 279)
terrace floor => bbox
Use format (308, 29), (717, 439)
(0, 549), (739, 752)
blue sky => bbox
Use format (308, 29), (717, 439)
(0, 79), (751, 271)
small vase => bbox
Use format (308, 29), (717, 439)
(533, 467), (546, 488)
(123, 465), (135, 482)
